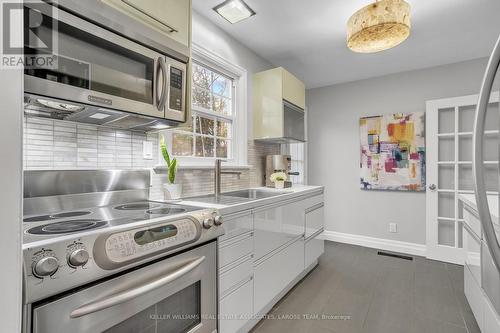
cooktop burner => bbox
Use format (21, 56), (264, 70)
(27, 219), (108, 235)
(114, 202), (161, 211)
(23, 211), (91, 223)
(146, 207), (187, 215)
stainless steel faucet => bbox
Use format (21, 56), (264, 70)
(214, 159), (241, 197)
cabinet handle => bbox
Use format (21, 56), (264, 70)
(472, 34), (500, 273)
(156, 57), (167, 111)
(121, 0), (178, 33)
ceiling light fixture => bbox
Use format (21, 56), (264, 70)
(213, 0), (256, 24)
(347, 0), (411, 53)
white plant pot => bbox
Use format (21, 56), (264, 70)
(163, 183), (182, 200)
(274, 181), (285, 189)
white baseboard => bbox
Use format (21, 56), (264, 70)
(322, 230), (427, 257)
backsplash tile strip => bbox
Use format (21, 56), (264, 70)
(24, 116), (280, 199)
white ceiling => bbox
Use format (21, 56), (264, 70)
(193, 0), (500, 88)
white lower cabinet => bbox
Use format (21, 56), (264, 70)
(305, 233), (324, 268)
(253, 239), (304, 315)
(219, 278), (253, 333)
(218, 193), (325, 332)
(465, 264), (485, 332)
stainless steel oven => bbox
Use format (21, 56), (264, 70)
(30, 242), (217, 333)
(24, 2), (187, 123)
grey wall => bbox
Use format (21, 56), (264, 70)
(307, 58), (489, 245)
(192, 11), (273, 136)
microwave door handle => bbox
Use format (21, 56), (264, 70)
(473, 34), (500, 273)
(121, 0), (178, 33)
(69, 256), (205, 318)
(156, 57), (167, 111)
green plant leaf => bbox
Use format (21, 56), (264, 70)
(160, 136), (171, 166)
(168, 158), (177, 184)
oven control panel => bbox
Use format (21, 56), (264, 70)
(104, 218), (200, 264)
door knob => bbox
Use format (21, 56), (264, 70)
(429, 184), (437, 191)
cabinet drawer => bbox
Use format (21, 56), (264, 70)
(482, 242), (500, 315)
(253, 239), (304, 315)
(219, 255), (253, 297)
(464, 208), (482, 238)
(305, 203), (324, 238)
(464, 224), (481, 284)
(219, 232), (254, 268)
(219, 213), (253, 242)
(484, 294), (500, 333)
(219, 278), (253, 333)
(465, 264), (485, 331)
(254, 202), (304, 260)
(305, 232), (324, 268)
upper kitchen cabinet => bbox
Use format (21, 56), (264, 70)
(102, 0), (192, 48)
(253, 67), (306, 142)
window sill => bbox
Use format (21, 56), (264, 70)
(154, 164), (251, 172)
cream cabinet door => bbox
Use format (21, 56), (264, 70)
(102, 0), (190, 47)
(282, 69), (305, 110)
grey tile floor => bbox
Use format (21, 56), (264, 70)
(251, 241), (480, 333)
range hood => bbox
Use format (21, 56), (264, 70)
(24, 94), (179, 132)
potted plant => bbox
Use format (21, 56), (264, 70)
(270, 172), (287, 189)
(160, 136), (181, 200)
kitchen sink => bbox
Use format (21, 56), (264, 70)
(222, 189), (292, 199)
(185, 189), (292, 205)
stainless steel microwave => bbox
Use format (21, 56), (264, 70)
(24, 2), (188, 125)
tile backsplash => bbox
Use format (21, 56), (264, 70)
(23, 116), (280, 199)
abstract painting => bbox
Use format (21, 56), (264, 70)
(360, 112), (425, 191)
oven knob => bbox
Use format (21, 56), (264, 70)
(214, 215), (223, 226)
(68, 249), (89, 268)
(32, 256), (59, 278)
(202, 217), (214, 229)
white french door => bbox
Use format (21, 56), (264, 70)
(426, 92), (499, 264)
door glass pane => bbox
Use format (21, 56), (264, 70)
(458, 137), (472, 162)
(486, 102), (500, 131)
(438, 108), (455, 134)
(104, 282), (201, 333)
(457, 221), (463, 248)
(438, 192), (455, 218)
(458, 105), (475, 133)
(459, 164), (499, 192)
(439, 137), (455, 161)
(438, 165), (454, 190)
(459, 135), (498, 162)
(25, 11), (154, 104)
(485, 164), (499, 192)
(438, 219), (455, 247)
(458, 165), (473, 191)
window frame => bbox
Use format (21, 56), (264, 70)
(159, 43), (248, 168)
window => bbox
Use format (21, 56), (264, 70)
(171, 63), (234, 159)
(284, 143), (306, 184)
(162, 46), (248, 168)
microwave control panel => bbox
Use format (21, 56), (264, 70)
(169, 66), (184, 112)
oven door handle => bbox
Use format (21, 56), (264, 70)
(156, 57), (167, 111)
(69, 256), (206, 319)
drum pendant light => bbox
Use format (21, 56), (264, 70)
(347, 0), (411, 53)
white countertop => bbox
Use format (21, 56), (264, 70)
(177, 185), (324, 216)
(459, 193), (499, 225)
